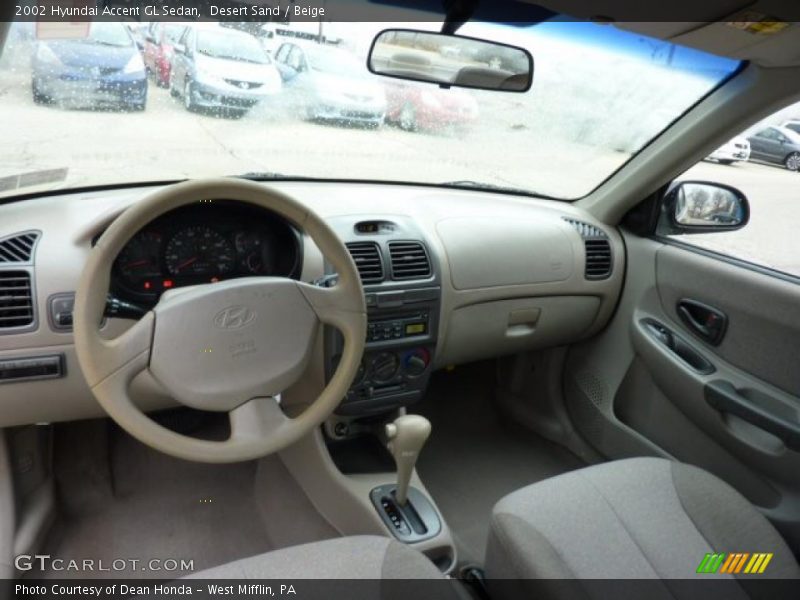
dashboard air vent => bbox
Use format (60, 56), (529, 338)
(0, 231), (39, 264)
(584, 240), (613, 280)
(0, 271), (34, 329)
(563, 218), (606, 239)
(563, 218), (612, 280)
(345, 242), (385, 283)
(389, 241), (432, 280)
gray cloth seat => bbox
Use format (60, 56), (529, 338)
(184, 536), (461, 599)
(486, 458), (800, 599)
(186, 535), (445, 579)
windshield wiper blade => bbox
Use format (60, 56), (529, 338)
(441, 180), (557, 199)
(442, 180), (526, 193)
(237, 172), (311, 181)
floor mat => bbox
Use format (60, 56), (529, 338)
(31, 420), (274, 579)
(415, 362), (585, 566)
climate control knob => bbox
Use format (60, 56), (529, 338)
(372, 352), (400, 383)
(402, 348), (430, 378)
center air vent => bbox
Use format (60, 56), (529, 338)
(0, 271), (34, 329)
(389, 241), (432, 280)
(0, 231), (40, 264)
(563, 218), (612, 280)
(345, 242), (385, 283)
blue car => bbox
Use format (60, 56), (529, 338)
(31, 22), (147, 111)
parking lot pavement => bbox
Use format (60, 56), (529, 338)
(2, 67), (797, 277)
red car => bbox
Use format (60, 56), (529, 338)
(385, 80), (479, 132)
(142, 23), (186, 88)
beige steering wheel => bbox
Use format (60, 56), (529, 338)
(73, 178), (366, 463)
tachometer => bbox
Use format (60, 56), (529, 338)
(164, 226), (236, 278)
(116, 231), (163, 285)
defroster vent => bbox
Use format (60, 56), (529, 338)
(0, 231), (39, 264)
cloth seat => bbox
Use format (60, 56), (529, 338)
(485, 458), (800, 599)
(183, 535), (461, 600)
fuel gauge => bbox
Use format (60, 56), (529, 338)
(235, 231), (273, 275)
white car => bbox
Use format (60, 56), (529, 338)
(781, 119), (800, 136)
(706, 136), (750, 164)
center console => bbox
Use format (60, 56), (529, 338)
(282, 224), (453, 571)
(325, 216), (441, 416)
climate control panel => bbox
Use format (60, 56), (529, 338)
(328, 288), (440, 416)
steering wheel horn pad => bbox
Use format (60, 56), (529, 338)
(150, 278), (318, 412)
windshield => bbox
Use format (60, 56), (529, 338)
(196, 30), (269, 64)
(87, 22), (133, 47)
(162, 25), (184, 45)
(306, 47), (363, 76)
(0, 19), (739, 200)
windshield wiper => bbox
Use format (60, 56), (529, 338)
(237, 172), (312, 181)
(85, 40), (128, 47)
(441, 180), (560, 200)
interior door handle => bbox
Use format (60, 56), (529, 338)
(705, 381), (800, 452)
(677, 299), (727, 345)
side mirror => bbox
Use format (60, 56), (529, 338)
(368, 28), (533, 92)
(173, 44), (185, 55)
(144, 34), (156, 44)
(276, 63), (298, 82)
(658, 181), (749, 235)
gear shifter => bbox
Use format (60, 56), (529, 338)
(385, 415), (431, 505)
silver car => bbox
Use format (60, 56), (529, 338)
(274, 42), (386, 127)
(170, 25), (282, 115)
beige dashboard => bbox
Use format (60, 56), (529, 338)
(0, 180), (624, 426)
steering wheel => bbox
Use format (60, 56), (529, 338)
(73, 178), (366, 463)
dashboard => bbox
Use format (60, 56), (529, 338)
(108, 201), (302, 307)
(0, 180), (625, 427)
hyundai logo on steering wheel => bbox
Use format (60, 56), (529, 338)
(214, 305), (256, 330)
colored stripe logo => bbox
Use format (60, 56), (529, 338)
(697, 552), (773, 574)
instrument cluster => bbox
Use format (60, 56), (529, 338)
(110, 201), (302, 306)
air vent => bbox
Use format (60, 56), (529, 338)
(584, 240), (613, 280)
(389, 241), (432, 280)
(345, 242), (385, 283)
(0, 231), (39, 264)
(0, 271), (34, 329)
(563, 218), (612, 280)
(563, 218), (606, 239)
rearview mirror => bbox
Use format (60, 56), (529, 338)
(368, 29), (533, 92)
(659, 181), (749, 234)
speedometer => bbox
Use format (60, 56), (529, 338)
(164, 226), (236, 278)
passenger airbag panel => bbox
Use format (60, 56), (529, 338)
(436, 217), (574, 290)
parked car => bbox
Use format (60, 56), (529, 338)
(142, 23), (185, 88)
(384, 80), (478, 132)
(125, 22), (150, 50)
(781, 120), (800, 136)
(31, 21), (147, 111)
(169, 25), (282, 115)
(273, 42), (386, 127)
(705, 136), (750, 164)
(747, 125), (800, 171)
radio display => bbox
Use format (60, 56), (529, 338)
(405, 323), (426, 335)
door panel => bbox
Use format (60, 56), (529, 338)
(564, 233), (800, 553)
